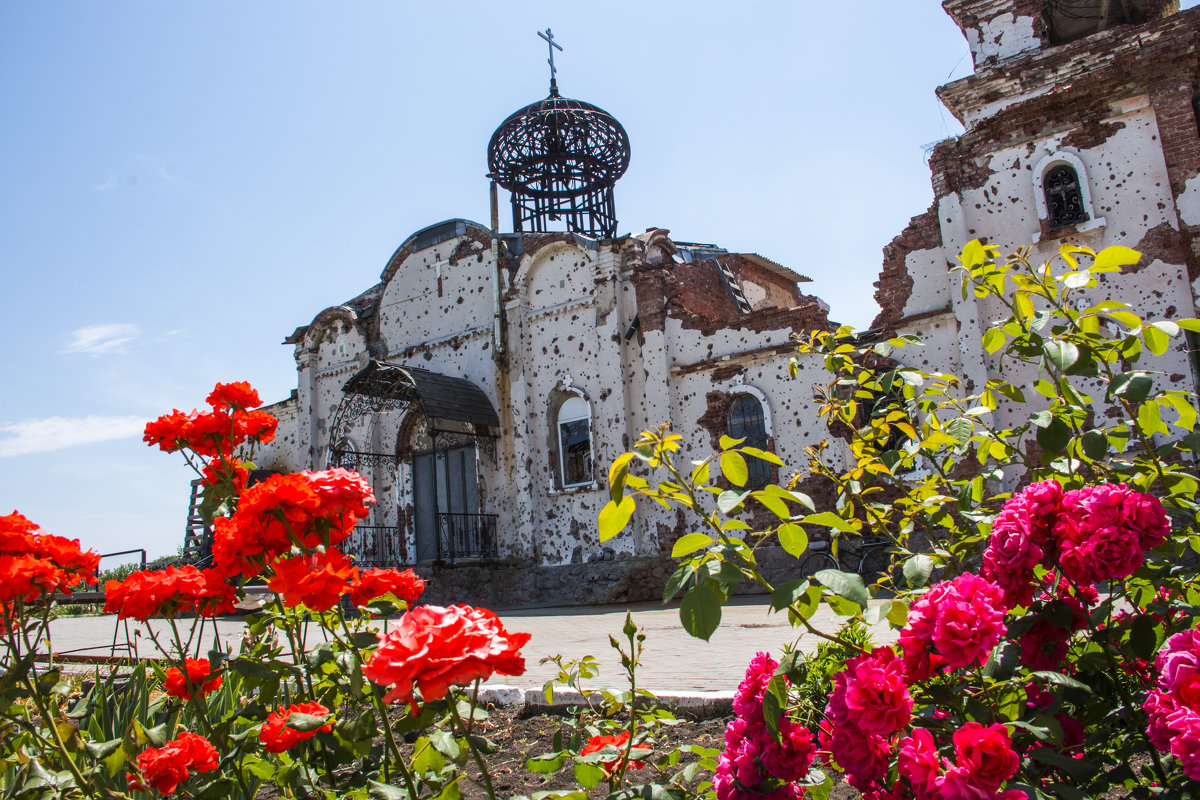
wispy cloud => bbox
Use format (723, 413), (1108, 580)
(0, 416), (145, 458)
(93, 170), (117, 191)
(62, 324), (139, 355)
(133, 154), (183, 185)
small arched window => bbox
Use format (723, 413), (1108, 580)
(726, 394), (770, 490)
(557, 396), (592, 488)
(1044, 164), (1088, 230)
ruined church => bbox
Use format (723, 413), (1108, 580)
(241, 2), (1200, 606)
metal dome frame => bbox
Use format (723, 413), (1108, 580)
(487, 94), (630, 238)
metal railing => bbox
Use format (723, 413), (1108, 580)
(437, 513), (498, 564)
(342, 526), (408, 568)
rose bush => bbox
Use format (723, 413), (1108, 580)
(601, 242), (1200, 797)
(0, 381), (529, 800)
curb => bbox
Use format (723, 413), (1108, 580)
(475, 686), (734, 720)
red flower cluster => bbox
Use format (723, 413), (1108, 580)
(981, 481), (1169, 608)
(898, 573), (1006, 682)
(822, 647), (911, 794)
(581, 731), (651, 777)
(258, 701), (332, 753)
(714, 653), (816, 800)
(267, 549), (358, 612)
(350, 567), (425, 608)
(164, 658), (223, 700)
(363, 604), (530, 711)
(104, 565), (235, 620)
(210, 469), (374, 578)
(0, 511), (99, 603)
(1145, 627), (1200, 780)
(143, 381), (277, 459)
(127, 731), (219, 794)
(896, 724), (1022, 799)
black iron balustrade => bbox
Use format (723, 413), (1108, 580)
(343, 525), (408, 568)
(436, 513), (498, 564)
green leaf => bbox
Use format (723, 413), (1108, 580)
(671, 533), (713, 558)
(679, 583), (722, 641)
(1080, 430), (1107, 460)
(599, 496), (636, 542)
(369, 780), (410, 800)
(720, 451), (748, 487)
(1043, 341), (1079, 372)
(983, 641), (1021, 681)
(1177, 318), (1200, 332)
(429, 729), (461, 760)
(802, 511), (858, 534)
(717, 490), (749, 515)
(752, 490), (791, 519)
(1093, 245), (1141, 272)
(944, 417), (973, 445)
(286, 712), (331, 732)
(573, 762), (606, 790)
(1108, 371), (1154, 402)
(1138, 399), (1168, 437)
(662, 563), (695, 603)
(762, 675), (786, 739)
(1030, 671), (1093, 694)
(813, 570), (870, 610)
(609, 452), (636, 502)
(1130, 615), (1159, 660)
(769, 580), (806, 613)
(982, 328), (1006, 354)
(1036, 417), (1071, 454)
(901, 555), (933, 589)
(776, 523), (809, 559)
(1143, 324), (1170, 356)
(527, 753), (567, 775)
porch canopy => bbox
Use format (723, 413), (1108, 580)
(328, 360), (499, 473)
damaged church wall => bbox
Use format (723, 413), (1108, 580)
(875, 2), (1200, 439)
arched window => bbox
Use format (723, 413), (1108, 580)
(1044, 164), (1088, 229)
(557, 396), (592, 488)
(1032, 151), (1104, 241)
(726, 394), (770, 490)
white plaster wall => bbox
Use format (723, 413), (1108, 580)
(377, 237), (493, 347)
(965, 13), (1041, 66)
(901, 247), (954, 319)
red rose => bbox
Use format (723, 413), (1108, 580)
(899, 573), (1006, 678)
(130, 731), (218, 794)
(350, 567), (425, 608)
(581, 730), (650, 776)
(898, 727), (942, 793)
(206, 381), (261, 410)
(164, 658), (223, 699)
(363, 604), (531, 709)
(267, 549), (357, 611)
(259, 701), (332, 753)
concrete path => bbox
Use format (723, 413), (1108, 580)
(44, 597), (898, 694)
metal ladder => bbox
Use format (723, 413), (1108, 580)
(715, 258), (753, 314)
(181, 479), (209, 563)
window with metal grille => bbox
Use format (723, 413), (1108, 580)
(1044, 164), (1089, 229)
(557, 396), (592, 488)
(726, 394), (771, 490)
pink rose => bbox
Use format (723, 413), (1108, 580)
(898, 727), (942, 794)
(981, 509), (1043, 609)
(900, 574), (1006, 676)
(952, 722), (1018, 790)
(760, 719), (816, 782)
(1157, 629), (1200, 697)
(732, 652), (777, 718)
(828, 647), (911, 735)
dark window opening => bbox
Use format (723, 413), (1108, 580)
(557, 395), (592, 488)
(726, 394), (771, 490)
(1045, 164), (1089, 229)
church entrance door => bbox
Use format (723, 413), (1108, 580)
(412, 446), (478, 562)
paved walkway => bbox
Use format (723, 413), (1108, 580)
(45, 597), (898, 694)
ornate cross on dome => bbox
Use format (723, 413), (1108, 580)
(538, 28), (563, 96)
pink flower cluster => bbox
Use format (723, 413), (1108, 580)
(896, 724), (1022, 799)
(1145, 628), (1200, 780)
(898, 573), (1007, 682)
(821, 647), (911, 793)
(982, 481), (1169, 608)
(714, 653), (816, 800)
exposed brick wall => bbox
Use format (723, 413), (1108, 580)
(1150, 81), (1200, 280)
(872, 202), (942, 331)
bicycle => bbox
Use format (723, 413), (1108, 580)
(800, 534), (898, 586)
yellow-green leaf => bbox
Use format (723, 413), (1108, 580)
(1143, 325), (1170, 357)
(598, 496), (636, 542)
(672, 532), (714, 558)
(720, 451), (748, 487)
(803, 511), (859, 534)
(1093, 245), (1142, 272)
(777, 523), (809, 558)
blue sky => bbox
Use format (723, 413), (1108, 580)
(3, 2), (1190, 563)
